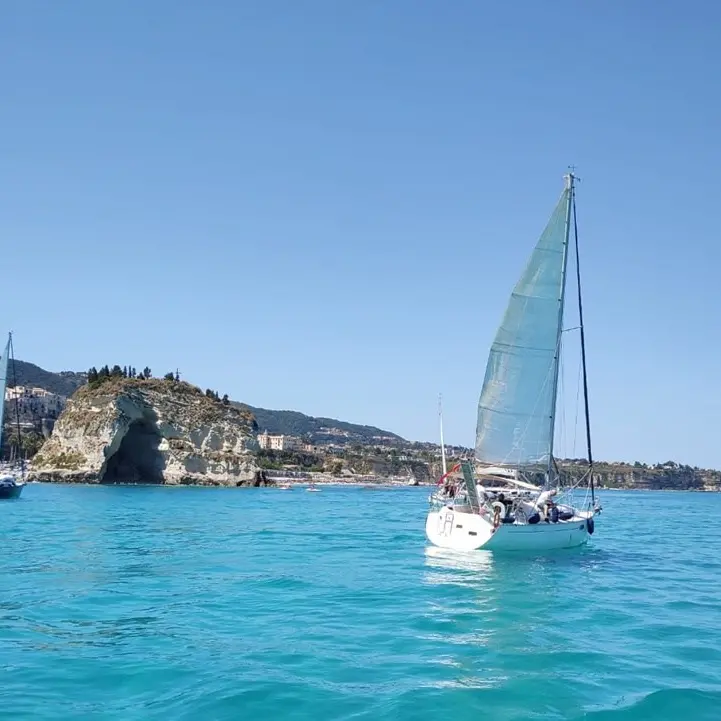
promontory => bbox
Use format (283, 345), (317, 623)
(29, 377), (263, 486)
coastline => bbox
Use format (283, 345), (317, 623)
(23, 475), (720, 491)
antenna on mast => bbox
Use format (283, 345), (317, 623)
(438, 393), (447, 476)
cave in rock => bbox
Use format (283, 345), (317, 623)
(100, 416), (166, 484)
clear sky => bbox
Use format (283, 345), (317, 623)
(3, 0), (721, 467)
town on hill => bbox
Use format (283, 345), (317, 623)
(4, 359), (721, 490)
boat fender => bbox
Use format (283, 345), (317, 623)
(587, 517), (595, 535)
(527, 512), (541, 525)
(491, 501), (506, 529)
(550, 506), (559, 524)
(501, 514), (515, 524)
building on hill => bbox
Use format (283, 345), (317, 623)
(257, 430), (301, 452)
(5, 385), (65, 417)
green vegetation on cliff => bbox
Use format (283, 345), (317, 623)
(75, 376), (257, 428)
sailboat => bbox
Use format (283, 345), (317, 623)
(425, 172), (601, 552)
(0, 333), (26, 500)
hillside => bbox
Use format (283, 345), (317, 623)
(235, 404), (405, 446)
(11, 360), (86, 397)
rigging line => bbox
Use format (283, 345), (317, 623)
(572, 191), (594, 504)
(572, 336), (583, 458)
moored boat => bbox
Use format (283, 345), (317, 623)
(0, 333), (26, 500)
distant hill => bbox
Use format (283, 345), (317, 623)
(234, 404), (405, 446)
(11, 360), (86, 397)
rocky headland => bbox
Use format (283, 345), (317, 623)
(29, 377), (264, 486)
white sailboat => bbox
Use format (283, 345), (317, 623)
(425, 172), (601, 552)
(0, 333), (26, 500)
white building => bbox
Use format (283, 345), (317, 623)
(257, 431), (300, 452)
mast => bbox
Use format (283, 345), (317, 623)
(438, 393), (447, 476)
(572, 190), (595, 503)
(9, 333), (25, 482)
(547, 171), (574, 482)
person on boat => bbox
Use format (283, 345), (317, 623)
(534, 489), (558, 522)
(443, 479), (456, 499)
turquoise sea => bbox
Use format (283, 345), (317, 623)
(2, 485), (720, 720)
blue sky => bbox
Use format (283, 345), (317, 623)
(2, 1), (721, 467)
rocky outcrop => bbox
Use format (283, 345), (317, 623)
(29, 378), (266, 486)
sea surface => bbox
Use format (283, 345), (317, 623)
(1, 485), (720, 720)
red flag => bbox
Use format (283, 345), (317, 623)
(436, 462), (461, 485)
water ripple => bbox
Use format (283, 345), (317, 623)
(1, 486), (720, 720)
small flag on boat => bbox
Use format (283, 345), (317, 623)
(436, 463), (461, 485)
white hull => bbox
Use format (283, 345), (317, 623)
(425, 507), (594, 552)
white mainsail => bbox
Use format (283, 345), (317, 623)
(475, 181), (572, 471)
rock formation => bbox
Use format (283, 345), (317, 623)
(29, 378), (265, 486)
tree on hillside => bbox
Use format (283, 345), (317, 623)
(87, 367), (99, 383)
(143, 367), (152, 379)
(222, 394), (229, 405)
(164, 372), (175, 381)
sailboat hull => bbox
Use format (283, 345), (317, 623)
(425, 508), (592, 552)
(0, 482), (24, 500)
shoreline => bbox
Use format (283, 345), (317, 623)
(22, 478), (720, 492)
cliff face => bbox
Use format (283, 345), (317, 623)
(29, 378), (263, 486)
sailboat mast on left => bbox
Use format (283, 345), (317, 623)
(0, 332), (26, 499)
